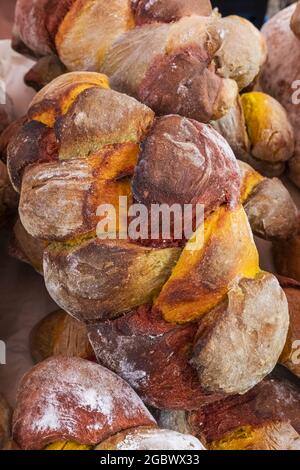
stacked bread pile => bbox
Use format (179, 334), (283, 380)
(1, 0), (300, 451)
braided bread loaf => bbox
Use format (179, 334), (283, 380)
(7, 72), (290, 411)
(12, 357), (204, 450)
(12, 0), (266, 123)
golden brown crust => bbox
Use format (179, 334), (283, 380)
(44, 238), (181, 322)
(45, 0), (77, 44)
(30, 310), (94, 363)
(241, 92), (295, 164)
(89, 271), (289, 406)
(55, 87), (154, 160)
(155, 206), (259, 324)
(13, 357), (155, 450)
(9, 70), (292, 416)
(56, 0), (135, 71)
(103, 16), (238, 123)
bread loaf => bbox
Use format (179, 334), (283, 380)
(7, 72), (289, 411)
(13, 1), (267, 123)
(12, 357), (204, 450)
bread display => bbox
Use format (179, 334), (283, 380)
(1, 0), (299, 452)
(13, 0), (267, 124)
(6, 71), (291, 413)
(158, 373), (300, 450)
(12, 357), (204, 450)
(259, 3), (300, 187)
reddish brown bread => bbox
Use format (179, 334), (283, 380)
(158, 373), (300, 449)
(278, 277), (300, 378)
(13, 357), (155, 450)
(132, 0), (212, 25)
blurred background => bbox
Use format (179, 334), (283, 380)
(0, 0), (297, 40)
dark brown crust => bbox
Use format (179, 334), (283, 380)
(7, 120), (58, 192)
(138, 47), (227, 123)
(24, 55), (68, 92)
(273, 221), (300, 283)
(133, 115), (241, 216)
(12, 357), (155, 450)
(277, 278), (300, 378)
(188, 374), (300, 444)
(132, 0), (212, 26)
(88, 305), (223, 410)
(0, 116), (28, 164)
